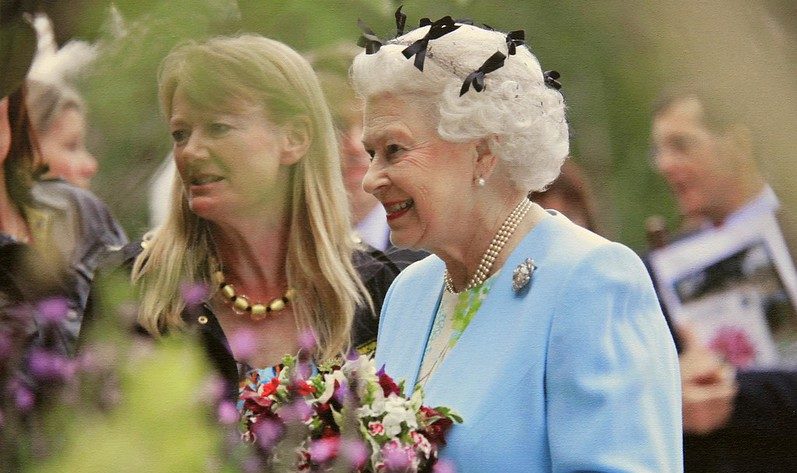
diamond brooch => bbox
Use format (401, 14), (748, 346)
(512, 258), (536, 293)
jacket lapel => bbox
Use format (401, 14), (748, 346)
(377, 258), (445, 394)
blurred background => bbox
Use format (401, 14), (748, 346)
(35, 0), (797, 249)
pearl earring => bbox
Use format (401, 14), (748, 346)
(476, 177), (486, 187)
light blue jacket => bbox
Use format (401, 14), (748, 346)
(376, 211), (683, 472)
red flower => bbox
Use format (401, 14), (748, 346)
(420, 407), (454, 446)
(294, 380), (317, 396)
(260, 377), (281, 397)
(378, 372), (401, 397)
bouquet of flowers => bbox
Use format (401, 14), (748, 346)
(238, 354), (462, 472)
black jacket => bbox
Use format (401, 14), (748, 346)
(82, 242), (411, 399)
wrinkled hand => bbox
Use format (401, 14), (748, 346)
(678, 325), (738, 435)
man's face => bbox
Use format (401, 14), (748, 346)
(651, 97), (737, 223)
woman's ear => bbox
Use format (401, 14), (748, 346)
(473, 137), (499, 181)
(279, 116), (312, 166)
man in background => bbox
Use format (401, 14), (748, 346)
(649, 89), (797, 472)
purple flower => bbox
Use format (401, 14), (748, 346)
(345, 348), (359, 361)
(253, 417), (284, 450)
(298, 329), (317, 351)
(180, 281), (209, 307)
(36, 297), (70, 324)
(228, 329), (257, 362)
(279, 399), (312, 423)
(309, 437), (339, 463)
(382, 440), (414, 471)
(333, 378), (350, 404)
(217, 401), (240, 425)
(13, 382), (35, 412)
(341, 438), (368, 469)
(28, 348), (74, 382)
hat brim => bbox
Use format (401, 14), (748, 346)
(0, 14), (36, 99)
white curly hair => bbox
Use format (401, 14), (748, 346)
(351, 21), (569, 192)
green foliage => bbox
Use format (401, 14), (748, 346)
(30, 337), (228, 473)
(73, 0), (794, 249)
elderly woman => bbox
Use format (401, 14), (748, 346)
(351, 18), (682, 472)
(26, 80), (99, 189)
(106, 35), (399, 395)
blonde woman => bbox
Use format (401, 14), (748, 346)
(88, 35), (400, 396)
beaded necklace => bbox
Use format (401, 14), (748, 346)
(210, 258), (296, 320)
(443, 197), (532, 293)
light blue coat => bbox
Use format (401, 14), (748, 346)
(375, 211), (683, 472)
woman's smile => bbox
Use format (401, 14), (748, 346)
(384, 198), (414, 221)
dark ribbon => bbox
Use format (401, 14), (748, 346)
(460, 51), (507, 96)
(357, 19), (383, 54)
(395, 5), (406, 37)
(543, 70), (562, 90)
(506, 30), (525, 55)
(402, 16), (460, 71)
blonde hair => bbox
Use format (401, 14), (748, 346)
(133, 34), (369, 360)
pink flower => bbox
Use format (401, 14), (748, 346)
(709, 327), (757, 369)
(381, 440), (414, 472)
(411, 431), (432, 457)
(36, 297), (70, 323)
(433, 459), (456, 473)
(180, 281), (208, 307)
(12, 381), (35, 412)
(298, 330), (317, 351)
(341, 438), (369, 470)
(369, 421), (386, 436)
(279, 399), (312, 423)
(228, 329), (258, 361)
(253, 417), (285, 450)
(309, 436), (340, 463)
(217, 401), (239, 425)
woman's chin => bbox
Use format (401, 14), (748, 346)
(188, 199), (224, 222)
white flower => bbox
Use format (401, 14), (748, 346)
(341, 354), (377, 379)
(317, 370), (347, 404)
(357, 389), (387, 418)
(381, 395), (418, 437)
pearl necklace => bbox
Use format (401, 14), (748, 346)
(210, 261), (296, 320)
(444, 197), (532, 294)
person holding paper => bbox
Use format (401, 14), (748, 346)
(649, 89), (797, 473)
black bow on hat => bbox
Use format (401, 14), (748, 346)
(505, 30), (525, 55)
(401, 15), (460, 71)
(460, 51), (506, 96)
(543, 70), (562, 90)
